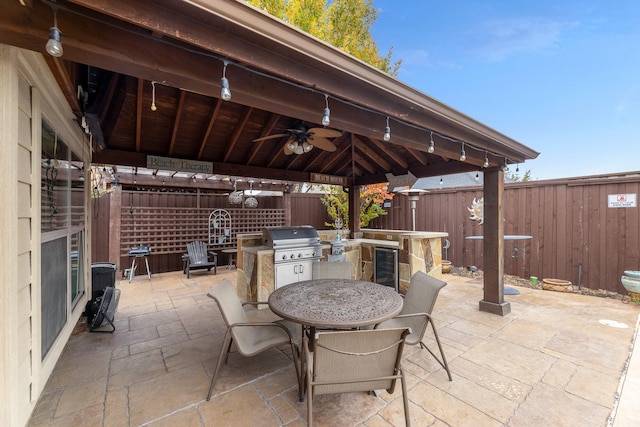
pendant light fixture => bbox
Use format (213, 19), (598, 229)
(228, 179), (243, 205)
(220, 61), (232, 101)
(383, 116), (391, 141)
(150, 81), (157, 111)
(244, 181), (258, 208)
(428, 132), (435, 153)
(483, 151), (490, 168)
(322, 94), (331, 126)
(45, 6), (63, 57)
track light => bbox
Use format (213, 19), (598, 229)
(220, 61), (231, 101)
(483, 152), (489, 168)
(428, 132), (435, 153)
(150, 81), (157, 111)
(45, 7), (63, 57)
(383, 117), (391, 142)
(460, 143), (466, 161)
(322, 94), (331, 126)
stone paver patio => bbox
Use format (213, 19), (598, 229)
(28, 269), (639, 426)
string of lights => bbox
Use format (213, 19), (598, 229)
(46, 0), (513, 170)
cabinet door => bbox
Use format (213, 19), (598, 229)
(275, 264), (299, 289)
(297, 261), (313, 282)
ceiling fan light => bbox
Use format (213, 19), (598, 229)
(294, 144), (304, 155)
(302, 141), (313, 152)
(287, 141), (297, 152)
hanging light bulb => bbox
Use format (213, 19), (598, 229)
(428, 132), (435, 153)
(516, 163), (520, 173)
(150, 81), (157, 111)
(483, 152), (489, 168)
(321, 94), (331, 126)
(460, 143), (466, 161)
(475, 171), (480, 182)
(220, 61), (232, 101)
(440, 177), (444, 186)
(503, 158), (509, 172)
(45, 7), (63, 57)
(383, 116), (391, 142)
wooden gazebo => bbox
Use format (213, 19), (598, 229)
(1, 0), (538, 315)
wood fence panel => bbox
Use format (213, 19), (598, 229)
(93, 175), (639, 293)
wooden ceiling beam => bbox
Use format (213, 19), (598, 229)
(168, 90), (186, 156)
(198, 98), (223, 159)
(223, 106), (253, 163)
(136, 78), (144, 152)
(247, 113), (280, 165)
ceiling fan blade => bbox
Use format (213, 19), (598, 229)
(253, 133), (289, 142)
(308, 128), (342, 138)
(283, 137), (295, 155)
(309, 136), (337, 152)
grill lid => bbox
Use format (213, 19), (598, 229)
(262, 226), (320, 248)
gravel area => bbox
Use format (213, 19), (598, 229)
(447, 265), (631, 302)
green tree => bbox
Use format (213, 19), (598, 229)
(507, 169), (533, 182)
(247, 0), (401, 76)
(321, 183), (394, 228)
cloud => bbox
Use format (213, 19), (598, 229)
(397, 49), (458, 71)
(470, 17), (579, 62)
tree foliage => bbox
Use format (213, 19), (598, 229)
(247, 0), (401, 75)
(507, 169), (533, 182)
(321, 183), (394, 228)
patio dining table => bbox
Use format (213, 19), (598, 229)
(268, 278), (403, 330)
(268, 278), (404, 400)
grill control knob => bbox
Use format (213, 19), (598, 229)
(297, 253), (302, 258)
(282, 255), (287, 260)
(290, 254), (295, 259)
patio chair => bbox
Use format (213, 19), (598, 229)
(206, 279), (300, 401)
(312, 260), (351, 279)
(375, 270), (452, 381)
(186, 241), (217, 278)
(304, 328), (411, 427)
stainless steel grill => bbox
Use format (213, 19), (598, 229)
(262, 226), (322, 262)
(262, 226), (322, 288)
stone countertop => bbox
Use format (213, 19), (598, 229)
(240, 245), (273, 254)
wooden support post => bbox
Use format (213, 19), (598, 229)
(108, 185), (122, 273)
(479, 168), (511, 316)
(348, 185), (360, 238)
(283, 189), (292, 226)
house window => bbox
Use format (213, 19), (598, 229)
(40, 120), (85, 359)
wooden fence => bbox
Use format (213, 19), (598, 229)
(370, 174), (640, 295)
(91, 173), (640, 294)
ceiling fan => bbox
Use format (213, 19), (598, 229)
(253, 125), (341, 155)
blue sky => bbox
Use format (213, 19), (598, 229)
(371, 1), (639, 180)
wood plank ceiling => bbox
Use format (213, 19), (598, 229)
(0, 0), (538, 187)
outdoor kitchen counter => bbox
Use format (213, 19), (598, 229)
(236, 230), (448, 301)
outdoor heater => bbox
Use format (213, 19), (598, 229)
(397, 188), (429, 231)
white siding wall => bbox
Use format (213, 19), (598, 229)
(0, 45), (91, 427)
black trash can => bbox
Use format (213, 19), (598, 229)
(91, 262), (117, 299)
